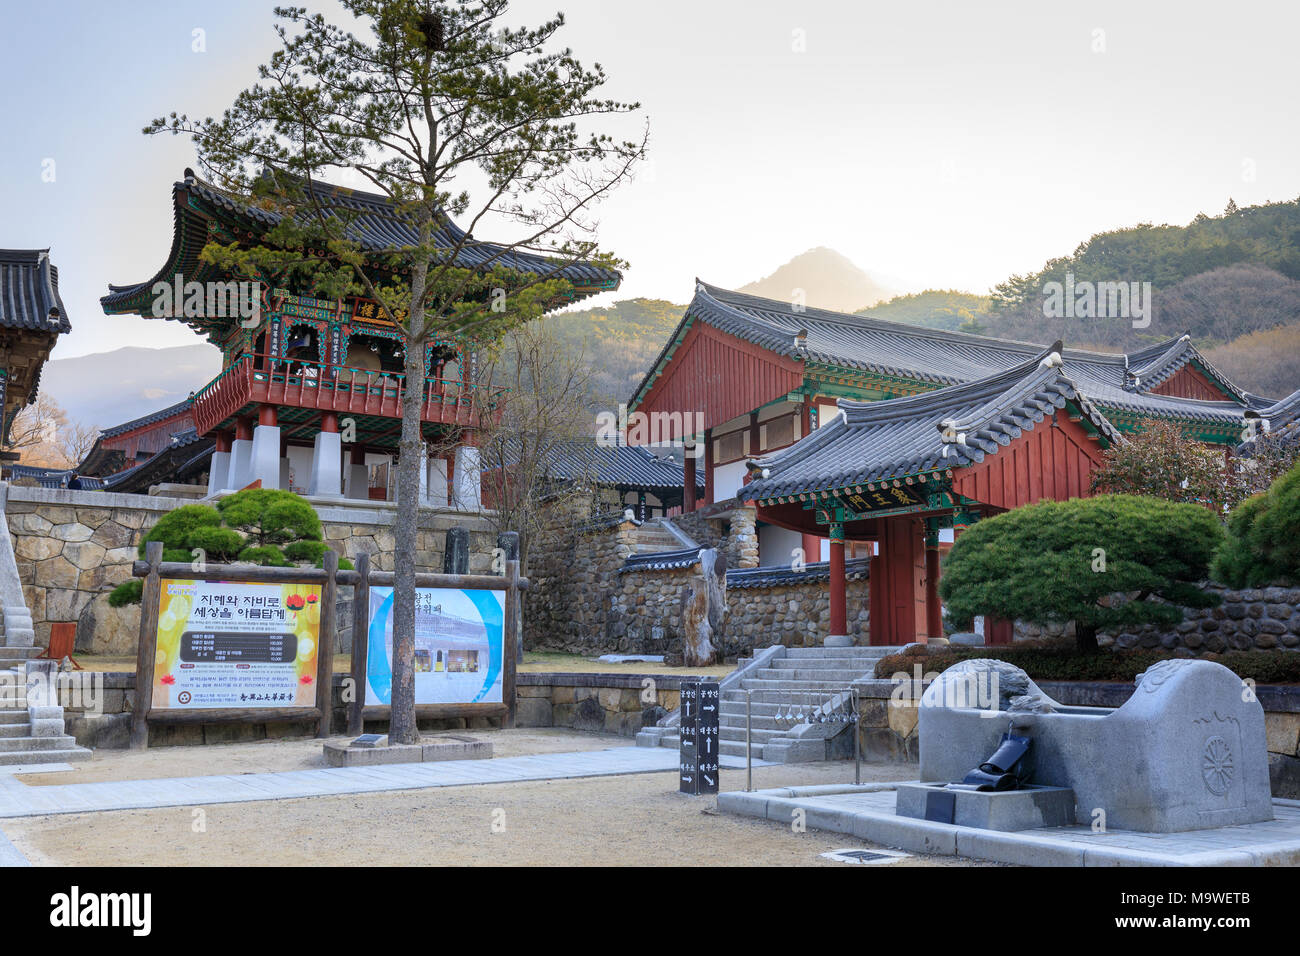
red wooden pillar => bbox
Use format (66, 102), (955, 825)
(702, 428), (713, 505)
(828, 523), (848, 643)
(683, 451), (697, 513)
(925, 526), (942, 640)
(869, 515), (928, 645)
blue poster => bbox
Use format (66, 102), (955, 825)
(364, 587), (504, 705)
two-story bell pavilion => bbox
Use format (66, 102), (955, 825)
(101, 170), (619, 506)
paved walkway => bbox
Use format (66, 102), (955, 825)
(720, 784), (1300, 866)
(0, 747), (767, 819)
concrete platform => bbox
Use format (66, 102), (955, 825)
(718, 783), (1300, 866)
(324, 734), (491, 767)
(896, 782), (1075, 831)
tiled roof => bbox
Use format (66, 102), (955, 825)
(1239, 387), (1300, 453)
(0, 250), (71, 333)
(99, 397), (194, 439)
(727, 557), (871, 589)
(632, 281), (1258, 427)
(103, 171), (620, 312)
(620, 547), (704, 573)
(101, 429), (212, 493)
(740, 345), (1124, 501)
(536, 439), (703, 490)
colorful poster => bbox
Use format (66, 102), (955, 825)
(365, 587), (504, 706)
(152, 579), (321, 710)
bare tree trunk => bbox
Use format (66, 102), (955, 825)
(389, 256), (430, 745)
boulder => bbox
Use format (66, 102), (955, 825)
(75, 591), (142, 656)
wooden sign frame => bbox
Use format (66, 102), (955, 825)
(341, 552), (526, 734)
(130, 541), (338, 749)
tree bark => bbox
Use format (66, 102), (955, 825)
(1075, 622), (1100, 654)
(389, 249), (430, 745)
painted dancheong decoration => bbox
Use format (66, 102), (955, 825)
(364, 586), (504, 706)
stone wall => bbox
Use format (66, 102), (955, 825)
(1013, 584), (1300, 654)
(525, 499), (867, 657)
(63, 671), (685, 747)
(515, 673), (683, 737)
(2, 485), (498, 656)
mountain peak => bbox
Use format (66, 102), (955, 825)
(738, 247), (893, 312)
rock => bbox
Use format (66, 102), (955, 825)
(641, 704), (667, 726)
(76, 591), (142, 655)
(90, 521), (135, 549)
(51, 523), (94, 542)
(1008, 694), (1056, 714)
(63, 540), (107, 571)
(571, 696), (605, 733)
(14, 536), (61, 562)
(34, 556), (80, 589)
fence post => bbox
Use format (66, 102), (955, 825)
(316, 550), (338, 738)
(503, 558), (520, 729)
(346, 551), (370, 736)
(130, 541), (163, 750)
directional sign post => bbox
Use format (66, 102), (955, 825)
(679, 680), (721, 795)
(697, 680), (720, 794)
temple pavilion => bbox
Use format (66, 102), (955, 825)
(0, 249), (71, 453)
(99, 170), (620, 505)
(630, 281), (1291, 646)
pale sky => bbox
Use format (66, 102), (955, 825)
(2, 0), (1297, 359)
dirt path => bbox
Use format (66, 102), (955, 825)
(1, 731), (992, 866)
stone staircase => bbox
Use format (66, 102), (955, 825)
(634, 517), (695, 553)
(638, 645), (896, 763)
(0, 608), (91, 765)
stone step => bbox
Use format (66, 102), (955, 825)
(0, 735), (81, 753)
(0, 711), (30, 725)
(718, 701), (802, 716)
(0, 747), (92, 765)
(781, 646), (895, 658)
(0, 648), (41, 660)
(739, 678), (856, 693)
(767, 656), (883, 669)
(715, 724), (789, 742)
(724, 689), (849, 704)
(0, 724), (32, 738)
(754, 667), (871, 682)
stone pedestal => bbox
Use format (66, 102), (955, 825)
(308, 430), (343, 497)
(249, 424), (282, 489)
(427, 457), (449, 508)
(453, 445), (481, 511)
(207, 450), (231, 496)
(228, 439), (253, 489)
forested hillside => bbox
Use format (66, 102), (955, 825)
(857, 290), (991, 331)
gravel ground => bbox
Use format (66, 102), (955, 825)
(2, 731), (994, 866)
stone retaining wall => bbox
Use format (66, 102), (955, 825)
(60, 671), (693, 747)
(2, 485), (497, 655)
(525, 498), (864, 658)
(1013, 584), (1300, 654)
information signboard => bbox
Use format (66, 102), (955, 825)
(364, 586), (504, 706)
(150, 579), (321, 710)
(679, 681), (720, 795)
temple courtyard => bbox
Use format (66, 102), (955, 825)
(0, 730), (989, 867)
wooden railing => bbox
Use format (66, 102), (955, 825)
(192, 354), (504, 436)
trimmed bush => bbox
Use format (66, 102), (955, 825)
(284, 539), (328, 564)
(1213, 460), (1300, 587)
(186, 526), (245, 562)
(218, 488), (322, 545)
(875, 643), (1300, 685)
(138, 504), (222, 558)
(108, 579), (143, 607)
(238, 545), (291, 567)
(939, 494), (1224, 653)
